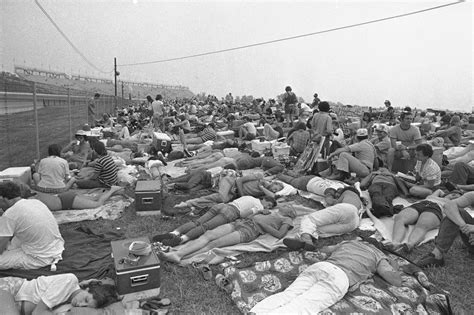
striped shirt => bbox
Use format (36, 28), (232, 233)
(200, 126), (217, 142)
(94, 155), (118, 187)
(415, 158), (441, 186)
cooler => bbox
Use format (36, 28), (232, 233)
(111, 237), (160, 295)
(251, 139), (272, 154)
(152, 132), (172, 154)
(135, 180), (163, 215)
(0, 167), (31, 186)
(272, 143), (290, 159)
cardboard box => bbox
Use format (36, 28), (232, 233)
(135, 180), (163, 215)
(111, 237), (160, 295)
(0, 167), (31, 186)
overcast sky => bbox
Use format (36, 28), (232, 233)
(2, 0), (472, 111)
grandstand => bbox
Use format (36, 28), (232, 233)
(13, 65), (194, 99)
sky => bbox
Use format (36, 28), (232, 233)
(1, 0), (472, 111)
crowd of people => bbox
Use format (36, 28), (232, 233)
(0, 85), (473, 313)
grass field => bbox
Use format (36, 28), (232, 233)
(2, 107), (473, 313)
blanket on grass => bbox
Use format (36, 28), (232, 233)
(0, 226), (123, 281)
(220, 250), (451, 314)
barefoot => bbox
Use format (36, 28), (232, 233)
(159, 251), (180, 263)
(174, 202), (188, 208)
(109, 185), (123, 194)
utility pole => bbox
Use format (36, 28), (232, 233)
(114, 57), (119, 113)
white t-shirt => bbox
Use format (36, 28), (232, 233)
(230, 196), (263, 217)
(37, 156), (70, 189)
(16, 274), (80, 309)
(306, 177), (346, 196)
(243, 122), (257, 135)
(151, 100), (164, 116)
(0, 199), (64, 260)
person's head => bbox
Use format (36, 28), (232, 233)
(450, 115), (461, 126)
(146, 95), (153, 103)
(91, 141), (108, 156)
(444, 190), (462, 200)
(285, 86), (292, 92)
(242, 116), (251, 122)
(266, 181), (284, 193)
(323, 187), (338, 206)
(415, 143), (433, 161)
(72, 281), (119, 308)
(75, 130), (88, 143)
(155, 94), (163, 101)
(0, 181), (22, 201)
(94, 93), (100, 99)
(374, 124), (389, 139)
(223, 163), (237, 170)
(399, 112), (413, 128)
(420, 111), (426, 117)
(355, 128), (368, 141)
(318, 101), (330, 113)
(313, 93), (318, 98)
(262, 196), (277, 209)
(362, 112), (371, 121)
(278, 206), (297, 219)
(384, 100), (391, 107)
(293, 121), (307, 131)
(48, 143), (62, 156)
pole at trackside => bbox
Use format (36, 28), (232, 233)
(33, 82), (40, 161)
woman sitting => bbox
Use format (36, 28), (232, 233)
(0, 273), (119, 313)
(433, 115), (462, 147)
(405, 144), (441, 198)
(60, 130), (91, 169)
(76, 141), (118, 189)
(33, 144), (76, 193)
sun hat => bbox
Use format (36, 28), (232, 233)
(375, 124), (390, 134)
(356, 128), (368, 137)
(75, 130), (88, 136)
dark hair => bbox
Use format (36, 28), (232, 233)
(146, 95), (153, 102)
(223, 163), (236, 170)
(91, 141), (108, 156)
(324, 187), (337, 196)
(94, 93), (100, 98)
(416, 143), (433, 157)
(318, 101), (330, 113)
(155, 94), (163, 101)
(207, 122), (215, 129)
(48, 143), (62, 156)
(263, 196), (277, 208)
(420, 111), (426, 117)
(285, 86), (292, 92)
(81, 281), (120, 308)
(400, 111), (412, 120)
(403, 106), (412, 113)
(294, 121), (306, 131)
(387, 106), (394, 111)
(356, 135), (368, 141)
(0, 181), (21, 199)
(384, 100), (391, 106)
(250, 151), (261, 158)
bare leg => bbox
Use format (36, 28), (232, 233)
(179, 129), (188, 150)
(0, 290), (20, 315)
(184, 230), (241, 258)
(32, 173), (41, 185)
(65, 177), (76, 190)
(406, 212), (440, 250)
(392, 207), (419, 244)
(71, 186), (123, 209)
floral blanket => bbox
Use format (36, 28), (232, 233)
(221, 251), (451, 314)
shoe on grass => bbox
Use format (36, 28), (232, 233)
(417, 253), (445, 268)
(162, 235), (182, 247)
(152, 233), (174, 243)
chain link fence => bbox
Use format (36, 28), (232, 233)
(0, 74), (121, 170)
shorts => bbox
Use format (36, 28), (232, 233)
(58, 191), (77, 210)
(407, 200), (442, 222)
(233, 218), (260, 243)
(284, 103), (297, 115)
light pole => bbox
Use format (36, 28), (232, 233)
(114, 57), (120, 113)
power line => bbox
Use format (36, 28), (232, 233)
(34, 0), (111, 74)
(119, 0), (464, 67)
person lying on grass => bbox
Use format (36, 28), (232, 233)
(250, 240), (402, 315)
(0, 273), (119, 314)
(384, 189), (462, 254)
(153, 196), (277, 246)
(32, 186), (123, 211)
(159, 207), (296, 263)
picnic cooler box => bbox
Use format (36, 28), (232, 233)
(272, 143), (290, 159)
(135, 180), (163, 214)
(111, 237), (160, 295)
(152, 132), (172, 154)
(251, 139), (272, 154)
(0, 167), (32, 186)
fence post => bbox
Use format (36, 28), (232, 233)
(68, 88), (72, 140)
(33, 82), (40, 161)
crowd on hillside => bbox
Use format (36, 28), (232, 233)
(0, 85), (473, 313)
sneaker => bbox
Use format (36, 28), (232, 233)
(152, 233), (174, 243)
(162, 235), (182, 247)
(417, 253), (445, 268)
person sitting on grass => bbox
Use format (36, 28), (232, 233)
(179, 122), (217, 148)
(153, 196), (277, 246)
(282, 187), (363, 251)
(0, 181), (64, 270)
(60, 130), (91, 170)
(75, 141), (118, 189)
(249, 240), (402, 314)
(32, 186), (123, 211)
(384, 189), (462, 254)
(0, 273), (119, 314)
(402, 143), (441, 198)
(239, 116), (257, 141)
(32, 143), (77, 194)
(416, 191), (474, 268)
(159, 207), (296, 263)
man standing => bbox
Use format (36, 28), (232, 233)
(151, 94), (164, 131)
(417, 191), (474, 267)
(0, 181), (64, 270)
(282, 86), (298, 127)
(88, 93), (100, 127)
(386, 111), (423, 172)
(312, 93), (320, 108)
